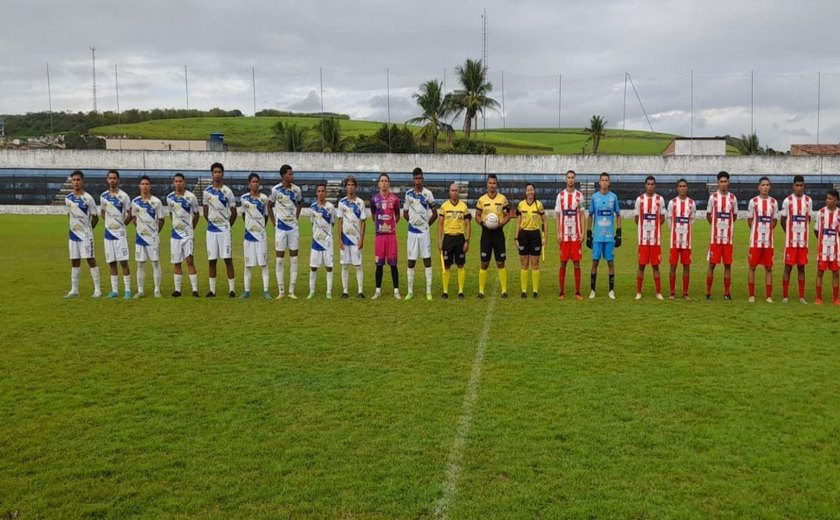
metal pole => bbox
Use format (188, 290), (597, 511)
(46, 63), (53, 135)
(90, 46), (98, 113)
(817, 70), (821, 145)
(252, 66), (257, 116)
(622, 72), (628, 152)
(501, 70), (506, 129)
(690, 70), (694, 157)
(319, 67), (325, 151)
(386, 67), (391, 153)
(750, 70), (754, 136)
(184, 65), (189, 110)
(115, 64), (121, 124)
(558, 73), (562, 130)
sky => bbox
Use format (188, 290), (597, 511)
(3, 0), (840, 150)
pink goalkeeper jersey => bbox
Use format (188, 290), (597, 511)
(555, 189), (584, 242)
(371, 192), (400, 235)
(667, 196), (696, 250)
(747, 196), (778, 248)
(708, 191), (738, 245)
(815, 207), (840, 262)
(782, 194), (813, 248)
(634, 193), (666, 246)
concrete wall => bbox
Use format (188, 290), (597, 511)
(674, 139), (726, 156)
(2, 149), (840, 176)
(105, 139), (208, 151)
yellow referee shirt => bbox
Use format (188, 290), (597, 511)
(476, 193), (510, 221)
(517, 199), (544, 231)
(440, 200), (470, 235)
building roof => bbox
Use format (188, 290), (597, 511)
(791, 144), (840, 156)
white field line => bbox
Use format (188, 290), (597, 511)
(434, 293), (497, 519)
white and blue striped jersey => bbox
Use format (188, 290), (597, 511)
(100, 189), (131, 240)
(269, 183), (302, 231)
(337, 196), (367, 246)
(405, 187), (436, 234)
(310, 201), (336, 251)
(66, 192), (98, 242)
(132, 196), (164, 247)
(203, 185), (236, 233)
(166, 190), (200, 240)
(241, 191), (269, 242)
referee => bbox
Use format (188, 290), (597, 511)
(475, 174), (512, 299)
(515, 183), (547, 298)
(438, 183), (472, 299)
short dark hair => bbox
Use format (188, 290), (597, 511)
(210, 162), (224, 173)
(70, 170), (84, 179)
(248, 172), (260, 182)
(758, 176), (770, 184)
(173, 172), (185, 180)
(107, 169), (120, 178)
(828, 189), (839, 199)
(793, 174), (805, 184)
(487, 174), (498, 182)
(412, 167), (423, 177)
(315, 183), (326, 190)
(645, 175), (656, 184)
(343, 175), (357, 187)
(139, 175), (151, 183)
(599, 172), (610, 180)
(280, 164), (293, 176)
(717, 171), (730, 180)
(676, 178), (688, 186)
(566, 170), (576, 176)
(378, 173), (390, 182)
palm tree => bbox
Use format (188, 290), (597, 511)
(585, 115), (608, 154)
(312, 117), (348, 152)
(449, 59), (500, 140)
(406, 79), (454, 153)
(733, 132), (763, 155)
(274, 121), (309, 152)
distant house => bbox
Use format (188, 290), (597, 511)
(662, 137), (726, 156)
(790, 144), (840, 156)
(104, 134), (226, 152)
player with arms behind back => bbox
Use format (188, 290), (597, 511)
(100, 169), (132, 299)
(667, 179), (696, 299)
(203, 162), (237, 297)
(240, 173), (271, 299)
(587, 172), (621, 299)
(813, 189), (840, 305)
(131, 175), (165, 298)
(780, 175), (813, 304)
(338, 176), (367, 298)
(308, 183), (337, 299)
(555, 170), (585, 300)
(64, 170), (101, 298)
(167, 172), (200, 297)
(706, 171), (737, 300)
(403, 167), (437, 301)
(633, 175), (666, 300)
(746, 177), (778, 303)
(268, 164), (303, 299)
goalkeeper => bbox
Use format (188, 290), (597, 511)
(586, 171), (622, 299)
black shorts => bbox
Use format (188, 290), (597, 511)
(442, 234), (466, 268)
(480, 228), (506, 262)
(517, 229), (542, 256)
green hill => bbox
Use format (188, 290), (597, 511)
(91, 116), (732, 156)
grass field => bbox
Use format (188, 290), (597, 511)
(2, 213), (840, 518)
(90, 117), (704, 156)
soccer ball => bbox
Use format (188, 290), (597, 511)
(484, 212), (500, 229)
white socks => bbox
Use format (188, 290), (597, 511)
(189, 274), (198, 292)
(341, 265), (349, 293)
(137, 262), (146, 293)
(289, 256), (298, 292)
(209, 277), (217, 294)
(244, 268), (252, 292)
(174, 274), (182, 292)
(275, 257), (284, 293)
(70, 267), (81, 294)
(261, 266), (269, 291)
(152, 261), (161, 293)
(90, 267), (100, 295)
(407, 268), (415, 294)
(425, 266), (433, 295)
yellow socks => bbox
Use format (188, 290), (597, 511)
(531, 270), (540, 294)
(442, 268), (451, 293)
(520, 269), (529, 293)
(478, 268), (488, 294)
(498, 268), (507, 294)
(457, 267), (466, 294)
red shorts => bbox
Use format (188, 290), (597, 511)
(374, 234), (398, 266)
(669, 247), (691, 266)
(638, 244), (661, 266)
(748, 247), (774, 268)
(708, 244), (733, 265)
(818, 260), (839, 272)
(784, 246), (809, 266)
(560, 241), (582, 262)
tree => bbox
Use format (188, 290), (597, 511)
(449, 59), (500, 140)
(731, 132), (764, 155)
(585, 115), (608, 154)
(406, 79), (453, 153)
(311, 117), (349, 152)
(273, 121), (309, 152)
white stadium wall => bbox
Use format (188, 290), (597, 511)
(2, 149), (840, 175)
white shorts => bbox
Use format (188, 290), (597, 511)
(275, 228), (300, 252)
(170, 236), (195, 264)
(104, 237), (129, 263)
(207, 230), (232, 260)
(135, 242), (160, 262)
(244, 238), (268, 267)
(340, 243), (363, 266)
(310, 246), (334, 268)
(407, 231), (432, 261)
(69, 237), (95, 260)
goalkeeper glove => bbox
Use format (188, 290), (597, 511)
(614, 228), (622, 248)
(586, 230), (593, 249)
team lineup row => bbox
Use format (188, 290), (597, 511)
(63, 164), (840, 304)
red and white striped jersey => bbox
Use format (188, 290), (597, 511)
(708, 191), (738, 245)
(781, 194), (813, 248)
(667, 196), (696, 250)
(634, 193), (666, 246)
(815, 206), (840, 262)
(555, 189), (584, 242)
(747, 196), (778, 248)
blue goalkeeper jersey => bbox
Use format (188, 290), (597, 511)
(589, 191), (621, 242)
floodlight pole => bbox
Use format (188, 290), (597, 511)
(46, 63), (54, 135)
